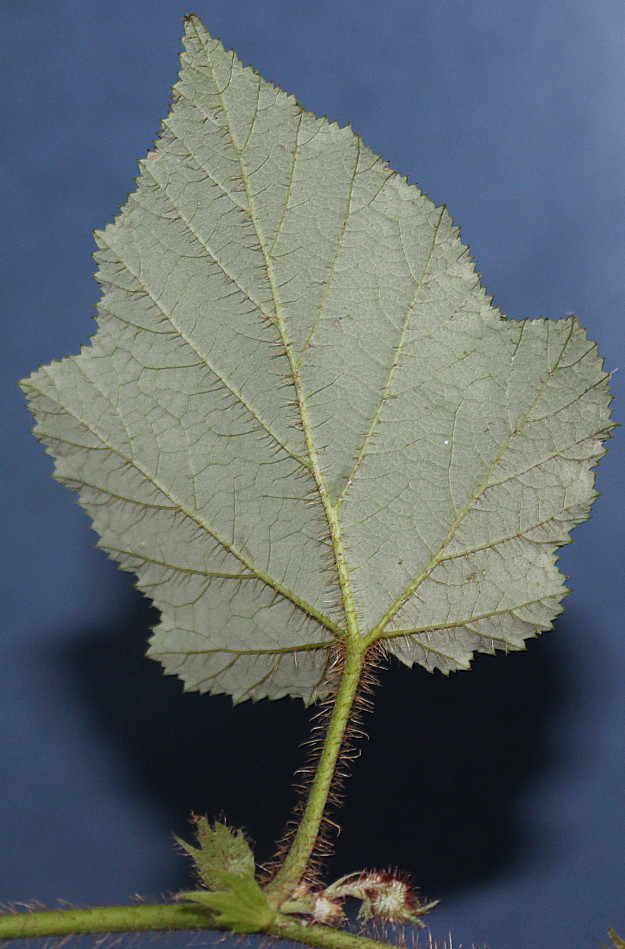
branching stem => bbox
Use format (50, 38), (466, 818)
(0, 905), (406, 949)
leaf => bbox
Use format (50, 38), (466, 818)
(20, 15), (612, 703)
(176, 818), (256, 889)
(178, 872), (275, 934)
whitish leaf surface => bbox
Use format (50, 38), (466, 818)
(21, 15), (612, 703)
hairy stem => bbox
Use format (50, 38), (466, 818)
(269, 919), (410, 949)
(266, 638), (369, 906)
(0, 903), (215, 939)
(0, 904), (416, 949)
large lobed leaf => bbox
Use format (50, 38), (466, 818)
(21, 15), (612, 703)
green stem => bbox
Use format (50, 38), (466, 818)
(269, 919), (409, 949)
(0, 903), (422, 949)
(266, 638), (369, 905)
(0, 903), (215, 939)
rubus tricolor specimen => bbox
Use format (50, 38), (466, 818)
(5, 12), (613, 949)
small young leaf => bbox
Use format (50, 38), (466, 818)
(20, 14), (612, 703)
(179, 872), (275, 934)
(176, 818), (255, 889)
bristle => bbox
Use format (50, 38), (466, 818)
(263, 640), (387, 887)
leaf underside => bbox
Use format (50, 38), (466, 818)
(21, 15), (612, 703)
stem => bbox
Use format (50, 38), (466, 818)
(0, 904), (424, 949)
(0, 903), (215, 939)
(266, 638), (369, 905)
(269, 919), (410, 949)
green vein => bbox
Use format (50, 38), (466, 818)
(154, 641), (333, 656)
(335, 205), (446, 508)
(95, 232), (311, 472)
(135, 163), (267, 312)
(365, 318), (582, 643)
(190, 19), (361, 641)
(377, 597), (558, 642)
(268, 109), (303, 256)
(295, 136), (361, 367)
(26, 376), (343, 639)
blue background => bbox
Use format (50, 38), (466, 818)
(2, 2), (625, 948)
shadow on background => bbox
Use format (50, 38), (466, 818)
(51, 582), (570, 898)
